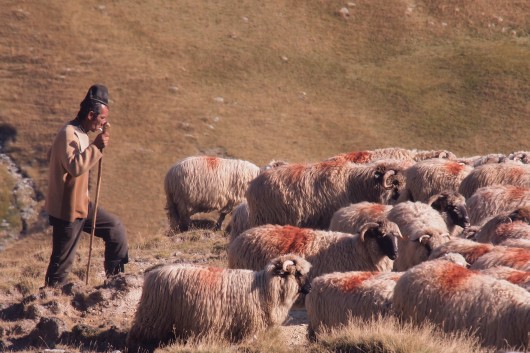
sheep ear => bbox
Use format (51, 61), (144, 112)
(359, 222), (379, 242)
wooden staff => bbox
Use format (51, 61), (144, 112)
(85, 122), (110, 285)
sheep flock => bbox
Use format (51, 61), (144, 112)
(130, 148), (530, 352)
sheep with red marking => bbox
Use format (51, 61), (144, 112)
(458, 161), (530, 199)
(466, 185), (530, 226)
(480, 266), (530, 291)
(329, 202), (392, 235)
(473, 206), (530, 245)
(397, 158), (472, 203)
(469, 246), (530, 271)
(127, 254), (311, 350)
(246, 159), (410, 229)
(164, 156), (279, 232)
(227, 221), (401, 279)
(305, 271), (403, 337)
(386, 201), (451, 271)
(393, 258), (530, 350)
(327, 147), (456, 164)
(428, 238), (494, 266)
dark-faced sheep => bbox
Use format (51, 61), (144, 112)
(466, 185), (530, 226)
(458, 161), (530, 199)
(469, 246), (530, 271)
(327, 147), (456, 164)
(397, 158), (473, 203)
(393, 258), (530, 350)
(329, 202), (392, 235)
(228, 222), (401, 279)
(127, 254), (311, 350)
(246, 159), (410, 229)
(164, 156), (279, 232)
(386, 201), (451, 271)
(305, 271), (403, 338)
(427, 191), (470, 236)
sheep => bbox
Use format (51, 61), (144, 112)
(428, 238), (495, 266)
(397, 158), (473, 203)
(226, 202), (250, 242)
(126, 254), (312, 350)
(227, 221), (401, 279)
(386, 201), (451, 271)
(457, 153), (507, 167)
(473, 206), (530, 245)
(480, 266), (530, 292)
(164, 156), (278, 232)
(458, 161), (530, 199)
(393, 258), (530, 349)
(426, 191), (470, 236)
(305, 271), (403, 337)
(469, 246), (530, 271)
(326, 147), (456, 164)
(246, 159), (410, 229)
(466, 185), (530, 226)
(498, 238), (530, 250)
(328, 202), (392, 235)
(509, 151), (529, 164)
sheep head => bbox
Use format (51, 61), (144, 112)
(360, 221), (402, 260)
(428, 191), (470, 229)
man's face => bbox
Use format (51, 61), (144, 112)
(88, 105), (109, 132)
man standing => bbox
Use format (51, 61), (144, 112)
(44, 84), (128, 287)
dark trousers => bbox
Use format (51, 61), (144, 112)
(44, 203), (129, 287)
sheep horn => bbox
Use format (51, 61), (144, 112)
(382, 170), (396, 189)
(282, 260), (295, 272)
(359, 222), (379, 242)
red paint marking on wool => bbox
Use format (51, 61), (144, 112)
(493, 222), (524, 242)
(205, 156), (220, 169)
(198, 267), (224, 286)
(315, 160), (346, 172)
(444, 161), (466, 176)
(272, 226), (314, 255)
(508, 167), (525, 179)
(339, 272), (377, 292)
(343, 151), (372, 163)
(285, 164), (306, 182)
(502, 248), (530, 268)
(388, 274), (403, 282)
(508, 186), (526, 199)
(464, 245), (493, 264)
(367, 203), (388, 216)
(438, 263), (476, 292)
(506, 271), (530, 285)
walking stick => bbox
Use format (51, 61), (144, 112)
(85, 122), (110, 285)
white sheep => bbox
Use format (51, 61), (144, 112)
(473, 206), (530, 244)
(428, 238), (494, 266)
(228, 221), (402, 279)
(328, 202), (392, 235)
(127, 254), (311, 350)
(305, 271), (402, 337)
(457, 153), (507, 167)
(466, 185), (530, 226)
(393, 258), (530, 350)
(386, 201), (451, 271)
(508, 150), (529, 164)
(469, 246), (530, 271)
(327, 147), (456, 164)
(225, 202), (250, 241)
(246, 159), (411, 229)
(480, 266), (530, 291)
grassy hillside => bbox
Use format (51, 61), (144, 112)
(0, 0), (528, 239)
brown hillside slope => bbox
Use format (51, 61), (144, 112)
(0, 0), (528, 238)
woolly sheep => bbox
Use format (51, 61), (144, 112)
(386, 201), (451, 271)
(458, 161), (530, 199)
(393, 258), (530, 349)
(398, 158), (473, 203)
(469, 246), (530, 271)
(473, 206), (530, 244)
(327, 147), (456, 164)
(427, 191), (470, 236)
(305, 271), (403, 337)
(466, 185), (530, 226)
(457, 153), (507, 167)
(480, 266), (530, 292)
(226, 202), (250, 241)
(227, 221), (401, 279)
(164, 156), (280, 232)
(509, 151), (529, 164)
(428, 238), (494, 266)
(127, 254), (312, 350)
(246, 159), (410, 229)
(328, 202), (392, 235)
(498, 238), (530, 249)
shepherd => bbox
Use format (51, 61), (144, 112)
(44, 84), (129, 287)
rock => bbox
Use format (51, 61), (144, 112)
(28, 317), (66, 348)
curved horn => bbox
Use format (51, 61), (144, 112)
(282, 260), (295, 272)
(382, 170), (396, 190)
(359, 222), (379, 242)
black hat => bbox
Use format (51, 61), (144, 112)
(81, 84), (109, 107)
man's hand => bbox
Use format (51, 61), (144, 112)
(93, 132), (109, 151)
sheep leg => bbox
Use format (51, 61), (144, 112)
(214, 212), (228, 231)
(165, 198), (181, 232)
